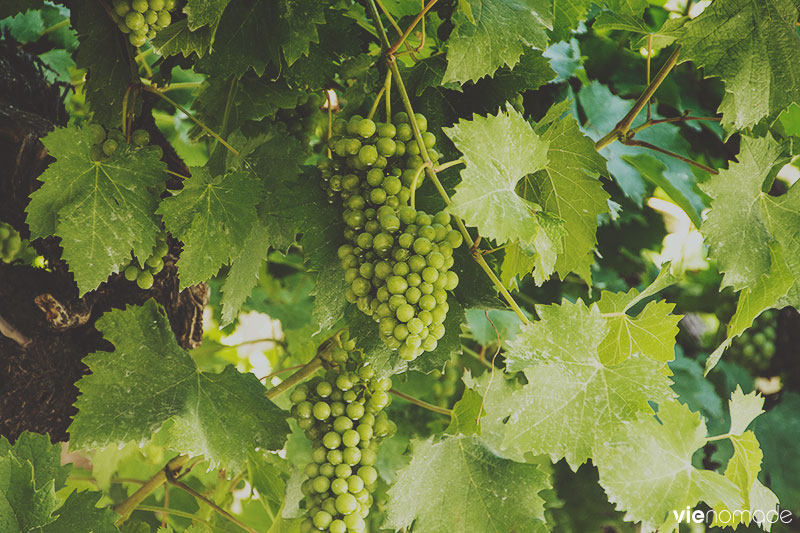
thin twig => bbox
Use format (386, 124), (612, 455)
(477, 311), (502, 425)
(142, 86), (240, 158)
(165, 473), (258, 533)
(432, 159), (465, 173)
(367, 83), (387, 120)
(135, 506), (214, 527)
(646, 35), (652, 122)
(595, 47), (682, 151)
(0, 314), (31, 347)
(259, 364), (304, 382)
(621, 138), (719, 174)
(265, 357), (323, 400)
(114, 455), (189, 525)
(390, 388), (451, 416)
(461, 346), (494, 370)
(387, 0), (438, 56)
(629, 115), (721, 135)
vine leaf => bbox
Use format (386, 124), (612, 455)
(151, 19), (215, 58)
(0, 432), (117, 532)
(26, 125), (166, 295)
(444, 106), (551, 249)
(183, 0), (230, 30)
(0, 453), (61, 532)
(679, 0), (800, 130)
(442, 0), (552, 84)
(280, 0), (326, 65)
(550, 0), (595, 41)
(444, 388), (484, 437)
(195, 0), (281, 77)
(41, 490), (120, 533)
(728, 387), (765, 437)
(502, 299), (675, 468)
(158, 167), (261, 290)
(219, 131), (305, 325)
(383, 436), (551, 532)
(70, 300), (289, 471)
(596, 289), (681, 365)
(527, 111), (609, 283)
(754, 393), (800, 518)
(593, 12), (684, 51)
(594, 401), (743, 533)
(69, 1), (136, 126)
(706, 243), (795, 374)
(700, 135), (790, 291)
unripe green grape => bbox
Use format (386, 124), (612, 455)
(378, 122), (396, 137)
(343, 446), (362, 465)
(335, 463), (352, 479)
(376, 137), (396, 156)
(312, 475), (330, 493)
(445, 270), (459, 290)
(357, 118), (376, 138)
(330, 401), (346, 417)
(114, 0), (131, 17)
(126, 11), (145, 31)
(149, 0), (166, 9)
(323, 431), (341, 449)
(327, 449), (344, 465)
(357, 465), (378, 486)
(422, 131), (436, 148)
(406, 140), (420, 156)
(345, 137), (362, 155)
(422, 336), (438, 351)
(144, 9), (158, 24)
(373, 233), (393, 253)
(342, 429), (361, 448)
(89, 124), (107, 144)
(358, 144), (378, 165)
(129, 32), (147, 46)
(332, 477), (349, 495)
(346, 402), (364, 420)
(319, 463), (335, 477)
(136, 270), (154, 289)
(102, 139), (118, 156)
(336, 493), (358, 515)
(330, 519), (347, 533)
(313, 401), (331, 420)
(297, 401), (313, 419)
(124, 265), (139, 281)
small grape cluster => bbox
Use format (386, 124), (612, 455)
(89, 124), (156, 162)
(122, 233), (169, 289)
(729, 310), (778, 374)
(276, 92), (325, 142)
(0, 223), (23, 263)
(110, 0), (176, 47)
(318, 111), (462, 360)
(290, 335), (395, 533)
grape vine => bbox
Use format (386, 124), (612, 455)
(2, 0), (800, 532)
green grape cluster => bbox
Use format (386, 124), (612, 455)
(88, 124), (157, 162)
(0, 223), (23, 263)
(276, 92), (325, 141)
(109, 0), (176, 47)
(290, 335), (395, 533)
(318, 111), (462, 360)
(729, 310), (778, 374)
(122, 232), (168, 289)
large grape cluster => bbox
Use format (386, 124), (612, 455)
(110, 0), (176, 47)
(728, 310), (778, 374)
(290, 335), (395, 533)
(318, 111), (462, 361)
(0, 223), (23, 263)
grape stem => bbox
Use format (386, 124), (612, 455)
(409, 162), (431, 208)
(165, 469), (258, 533)
(366, 0), (532, 326)
(135, 506), (214, 527)
(265, 356), (324, 400)
(141, 85), (240, 158)
(390, 388), (452, 416)
(386, 0), (438, 56)
(433, 159), (464, 173)
(113, 455), (190, 525)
